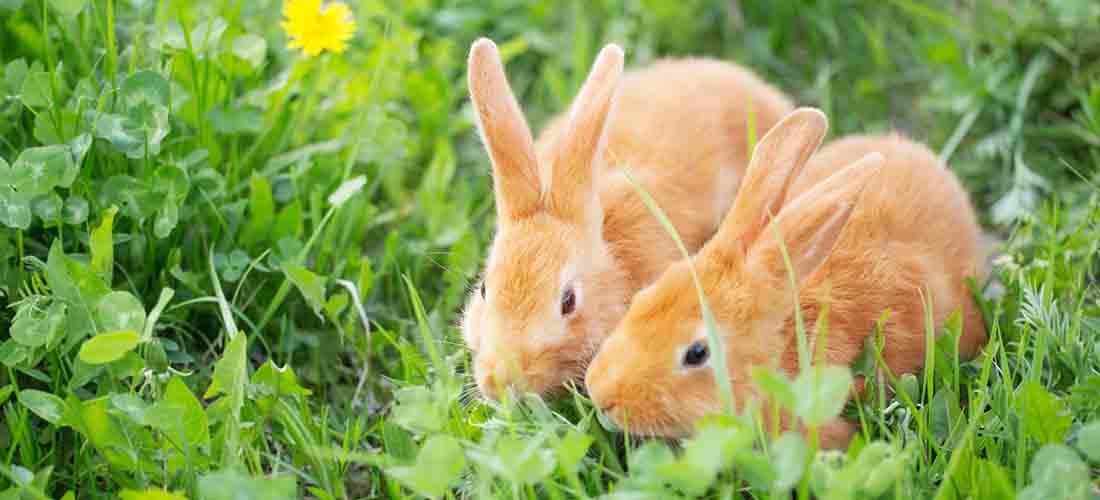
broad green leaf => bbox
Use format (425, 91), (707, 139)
(62, 196), (89, 225)
(771, 432), (809, 492)
(91, 112), (142, 156)
(47, 0), (87, 18)
(189, 17), (228, 54)
(33, 109), (82, 146)
(386, 435), (466, 498)
(97, 176), (157, 220)
(204, 334), (246, 401)
(18, 389), (66, 424)
(935, 447), (1015, 500)
(78, 330), (140, 364)
(119, 489), (187, 500)
(68, 358), (103, 390)
(0, 385), (12, 405)
(1074, 420), (1100, 462)
(792, 365), (853, 425)
(555, 428), (592, 473)
(323, 291), (348, 319)
(148, 376), (210, 471)
(151, 164), (189, 203)
(214, 250), (251, 282)
(1019, 444), (1091, 500)
(10, 303), (47, 347)
(282, 262), (326, 318)
(31, 192), (62, 223)
(381, 421), (417, 463)
(11, 145), (77, 194)
(861, 444), (907, 497)
(390, 385), (446, 433)
(110, 393), (150, 425)
(930, 388), (961, 442)
(89, 207), (116, 282)
(252, 360), (312, 413)
(674, 420), (752, 495)
(0, 187), (32, 229)
(197, 470), (296, 500)
(43, 302), (67, 348)
(154, 194), (178, 238)
(10, 301), (65, 348)
(752, 367), (795, 411)
(357, 113), (408, 165)
(20, 71), (53, 107)
(0, 340), (29, 366)
(232, 34), (268, 68)
(72, 397), (156, 473)
(1018, 380), (1071, 444)
(252, 361), (312, 397)
(241, 173), (274, 245)
(46, 242), (110, 346)
(204, 333), (247, 465)
(1, 155), (13, 187)
(3, 59), (28, 93)
(69, 132), (92, 164)
(623, 441), (678, 492)
(121, 70), (170, 107)
(92, 74), (171, 160)
(477, 434), (555, 485)
(96, 291), (146, 334)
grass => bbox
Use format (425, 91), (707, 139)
(1, 0), (1099, 498)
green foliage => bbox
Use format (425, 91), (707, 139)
(0, 0), (1097, 498)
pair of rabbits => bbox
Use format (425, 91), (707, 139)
(459, 39), (987, 447)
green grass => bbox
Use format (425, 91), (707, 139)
(1, 0), (1099, 498)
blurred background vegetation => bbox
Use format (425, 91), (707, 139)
(0, 0), (1099, 498)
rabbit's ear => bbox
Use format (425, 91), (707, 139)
(546, 44), (624, 225)
(468, 38), (542, 222)
(708, 108), (828, 262)
(751, 152), (884, 285)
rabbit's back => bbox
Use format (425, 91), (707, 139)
(783, 135), (987, 377)
(539, 59), (795, 288)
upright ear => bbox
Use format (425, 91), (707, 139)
(468, 38), (542, 222)
(546, 44), (625, 223)
(706, 108), (828, 263)
(752, 152), (885, 285)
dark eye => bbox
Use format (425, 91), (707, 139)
(561, 287), (577, 316)
(479, 281), (486, 299)
(682, 341), (709, 367)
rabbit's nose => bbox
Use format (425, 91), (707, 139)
(477, 359), (527, 400)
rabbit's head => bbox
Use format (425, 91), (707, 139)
(585, 108), (884, 436)
(461, 39), (630, 399)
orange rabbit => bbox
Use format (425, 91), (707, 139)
(585, 108), (988, 447)
(460, 39), (795, 399)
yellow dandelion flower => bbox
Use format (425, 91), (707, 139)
(281, 0), (356, 56)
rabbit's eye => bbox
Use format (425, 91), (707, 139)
(561, 287), (577, 316)
(682, 341), (709, 368)
(479, 282), (486, 299)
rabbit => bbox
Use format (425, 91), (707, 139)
(584, 107), (989, 448)
(460, 38), (796, 400)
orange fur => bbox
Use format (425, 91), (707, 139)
(585, 108), (988, 447)
(461, 39), (795, 399)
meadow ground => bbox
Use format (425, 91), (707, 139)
(1, 1), (1099, 498)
